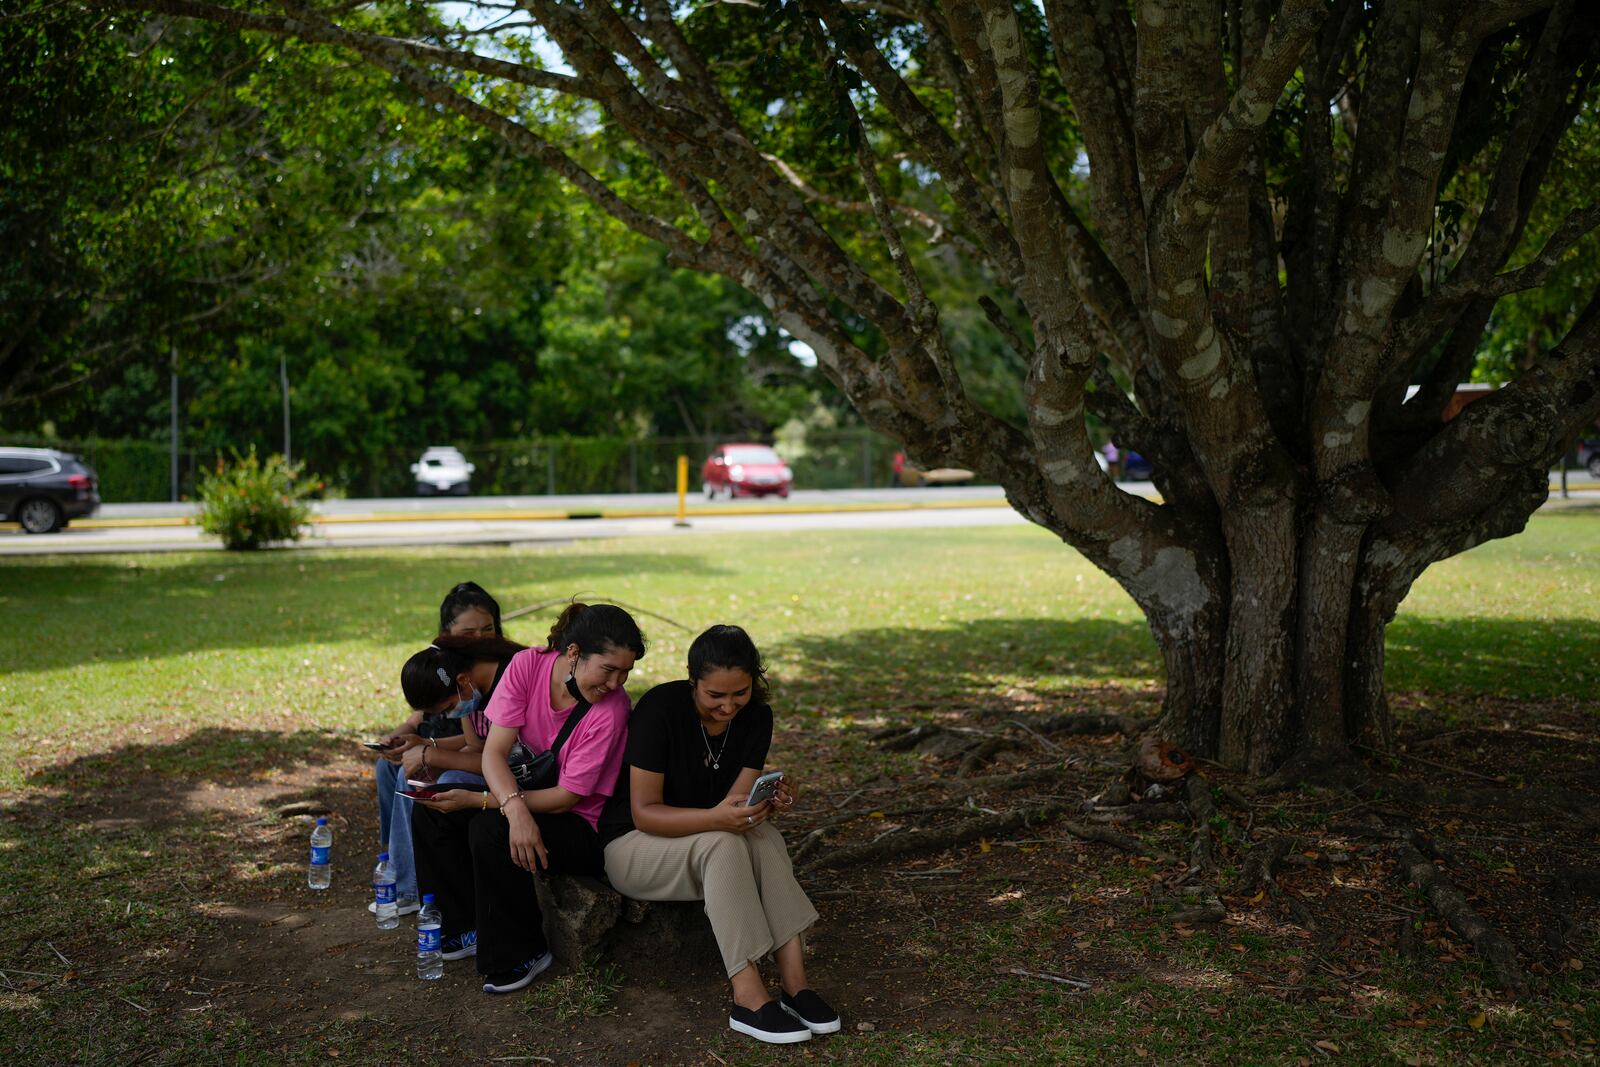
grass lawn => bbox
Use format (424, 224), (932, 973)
(1, 515), (1596, 1064)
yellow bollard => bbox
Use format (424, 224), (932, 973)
(674, 455), (690, 527)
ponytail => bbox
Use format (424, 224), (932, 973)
(548, 601), (646, 660)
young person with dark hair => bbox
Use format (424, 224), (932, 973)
(375, 634), (526, 941)
(438, 581), (501, 638)
(412, 602), (646, 993)
(598, 625), (838, 1044)
(367, 583), (505, 913)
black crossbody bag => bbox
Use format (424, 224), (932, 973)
(506, 691), (594, 790)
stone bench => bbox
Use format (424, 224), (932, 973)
(533, 875), (724, 973)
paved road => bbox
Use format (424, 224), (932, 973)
(92, 485), (1011, 520)
(3, 478), (1593, 557)
(1, 486), (1039, 556)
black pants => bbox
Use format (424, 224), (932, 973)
(412, 804), (602, 975)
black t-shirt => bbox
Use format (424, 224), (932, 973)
(598, 680), (772, 844)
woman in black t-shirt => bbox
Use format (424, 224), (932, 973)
(599, 625), (839, 1045)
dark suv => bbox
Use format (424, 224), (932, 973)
(0, 447), (101, 533)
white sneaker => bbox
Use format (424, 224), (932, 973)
(368, 899), (421, 916)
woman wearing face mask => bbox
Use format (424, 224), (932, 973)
(411, 602), (645, 994)
(368, 583), (506, 914)
(376, 634), (526, 935)
(598, 625), (838, 1045)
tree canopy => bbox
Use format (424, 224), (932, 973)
(13, 0), (1600, 773)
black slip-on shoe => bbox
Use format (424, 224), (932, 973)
(780, 988), (841, 1034)
(481, 950), (552, 994)
(729, 1000), (812, 1044)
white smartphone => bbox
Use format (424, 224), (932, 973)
(746, 770), (784, 807)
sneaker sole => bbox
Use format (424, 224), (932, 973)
(780, 1002), (841, 1035)
(441, 942), (477, 961)
(482, 952), (552, 994)
(729, 1017), (812, 1044)
(368, 902), (422, 916)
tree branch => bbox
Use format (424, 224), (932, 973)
(1171, 0), (1326, 233)
(92, 0), (590, 96)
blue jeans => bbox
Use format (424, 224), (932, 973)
(387, 768), (487, 905)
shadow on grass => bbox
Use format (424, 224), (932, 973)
(1385, 615), (1600, 699)
(775, 617), (1163, 718)
(0, 547), (728, 674)
(27, 726), (347, 790)
(776, 613), (1600, 716)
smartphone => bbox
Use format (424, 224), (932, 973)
(395, 787), (441, 800)
(361, 740), (393, 751)
(746, 770), (783, 807)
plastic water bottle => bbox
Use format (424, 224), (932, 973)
(415, 894), (443, 980)
(307, 817), (332, 890)
(373, 852), (398, 929)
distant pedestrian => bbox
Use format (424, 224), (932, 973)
(1103, 440), (1122, 481)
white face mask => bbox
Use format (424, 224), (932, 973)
(445, 687), (481, 719)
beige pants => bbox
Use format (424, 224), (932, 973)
(604, 823), (819, 978)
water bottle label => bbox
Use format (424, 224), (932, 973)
(310, 846), (330, 865)
(417, 926), (441, 953)
(374, 883), (396, 905)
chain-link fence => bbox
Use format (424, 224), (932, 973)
(2, 429), (910, 503)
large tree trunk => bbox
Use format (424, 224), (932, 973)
(1146, 519), (1392, 768)
(99, 0), (1600, 776)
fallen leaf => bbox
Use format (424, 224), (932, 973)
(979, 837), (992, 853)
(856, 1022), (876, 1032)
(1314, 1039), (1341, 1053)
(868, 811), (885, 819)
(1569, 958), (1583, 971)
(1552, 1018), (1572, 1029)
(1250, 890), (1265, 904)
(1467, 1012), (1486, 1030)
(1133, 1048), (1148, 1059)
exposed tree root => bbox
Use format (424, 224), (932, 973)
(801, 802), (1072, 871)
(1184, 776), (1217, 875)
(1034, 713), (1153, 739)
(1248, 747), (1370, 795)
(957, 736), (1026, 776)
(1167, 885), (1226, 925)
(1388, 781), (1600, 830)
(956, 765), (1074, 793)
(1551, 867), (1600, 899)
(1394, 832), (1526, 993)
(1057, 821), (1175, 863)
(1230, 837), (1294, 896)
(1082, 802), (1189, 825)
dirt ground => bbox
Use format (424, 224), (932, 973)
(31, 687), (1600, 1064)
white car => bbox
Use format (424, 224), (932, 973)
(411, 447), (474, 496)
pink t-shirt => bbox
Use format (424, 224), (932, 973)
(482, 647), (631, 831)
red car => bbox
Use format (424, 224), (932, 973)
(701, 443), (793, 499)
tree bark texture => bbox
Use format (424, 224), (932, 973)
(93, 0), (1600, 772)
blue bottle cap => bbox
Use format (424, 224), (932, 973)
(422, 893), (435, 904)
(315, 817), (328, 824)
(377, 851), (389, 861)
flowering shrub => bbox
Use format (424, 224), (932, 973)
(197, 449), (313, 550)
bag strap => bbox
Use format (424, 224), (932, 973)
(549, 694), (594, 758)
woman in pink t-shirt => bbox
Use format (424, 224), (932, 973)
(411, 602), (644, 994)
